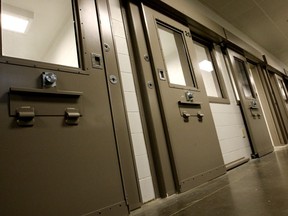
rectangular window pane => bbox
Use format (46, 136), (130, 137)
(1, 0), (79, 68)
(157, 24), (194, 87)
(277, 78), (288, 100)
(194, 42), (222, 97)
(235, 59), (254, 99)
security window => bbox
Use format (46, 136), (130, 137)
(1, 0), (79, 68)
(277, 78), (288, 101)
(157, 23), (196, 88)
(193, 41), (228, 103)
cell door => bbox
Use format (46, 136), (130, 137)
(227, 49), (274, 157)
(0, 0), (131, 215)
(142, 6), (225, 192)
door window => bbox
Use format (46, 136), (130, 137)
(1, 0), (79, 68)
(194, 41), (222, 98)
(235, 58), (255, 99)
(277, 78), (288, 100)
(157, 23), (195, 88)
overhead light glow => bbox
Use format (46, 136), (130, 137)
(199, 60), (213, 72)
(2, 14), (29, 33)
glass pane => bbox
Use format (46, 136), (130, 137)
(277, 78), (288, 100)
(235, 59), (254, 99)
(157, 24), (194, 87)
(1, 0), (79, 68)
(194, 42), (222, 97)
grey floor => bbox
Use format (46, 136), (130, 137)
(130, 146), (288, 216)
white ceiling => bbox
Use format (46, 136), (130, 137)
(198, 0), (288, 66)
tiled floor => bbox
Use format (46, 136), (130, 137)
(130, 146), (288, 216)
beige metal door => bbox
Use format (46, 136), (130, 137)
(228, 49), (274, 157)
(248, 62), (281, 146)
(268, 72), (288, 143)
(0, 0), (133, 215)
(142, 6), (225, 192)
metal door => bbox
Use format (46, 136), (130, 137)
(142, 6), (225, 192)
(227, 49), (273, 157)
(267, 72), (288, 143)
(0, 0), (130, 215)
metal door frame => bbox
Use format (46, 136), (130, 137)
(96, 0), (142, 210)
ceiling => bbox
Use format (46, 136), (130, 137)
(198, 0), (288, 67)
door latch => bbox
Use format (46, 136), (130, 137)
(65, 108), (80, 125)
(182, 111), (204, 122)
(16, 106), (35, 127)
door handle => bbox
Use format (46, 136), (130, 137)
(181, 111), (204, 122)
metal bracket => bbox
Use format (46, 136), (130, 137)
(65, 108), (80, 125)
(16, 106), (35, 127)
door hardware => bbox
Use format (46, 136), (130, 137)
(181, 111), (204, 122)
(185, 91), (194, 101)
(182, 112), (190, 122)
(104, 43), (110, 52)
(65, 108), (80, 125)
(144, 54), (149, 62)
(197, 112), (204, 121)
(91, 53), (103, 69)
(42, 72), (57, 88)
(16, 106), (35, 127)
(147, 81), (154, 89)
(158, 69), (166, 81)
(109, 75), (118, 84)
(250, 99), (258, 109)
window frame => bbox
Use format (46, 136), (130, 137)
(156, 20), (197, 90)
(192, 36), (230, 104)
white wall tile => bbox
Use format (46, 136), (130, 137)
(121, 72), (135, 92)
(124, 92), (139, 112)
(135, 154), (151, 179)
(111, 19), (125, 37)
(131, 133), (147, 156)
(108, 0), (122, 21)
(128, 112), (143, 133)
(139, 177), (155, 203)
(114, 36), (129, 55)
(117, 53), (132, 73)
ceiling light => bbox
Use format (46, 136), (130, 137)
(1, 3), (33, 34)
(199, 60), (213, 72)
(2, 14), (29, 33)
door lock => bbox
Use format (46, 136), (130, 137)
(42, 72), (57, 88)
(185, 91), (194, 101)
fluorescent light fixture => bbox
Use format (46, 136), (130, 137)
(1, 3), (33, 34)
(2, 14), (29, 33)
(199, 60), (213, 72)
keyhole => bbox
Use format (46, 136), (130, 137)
(159, 69), (166, 80)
